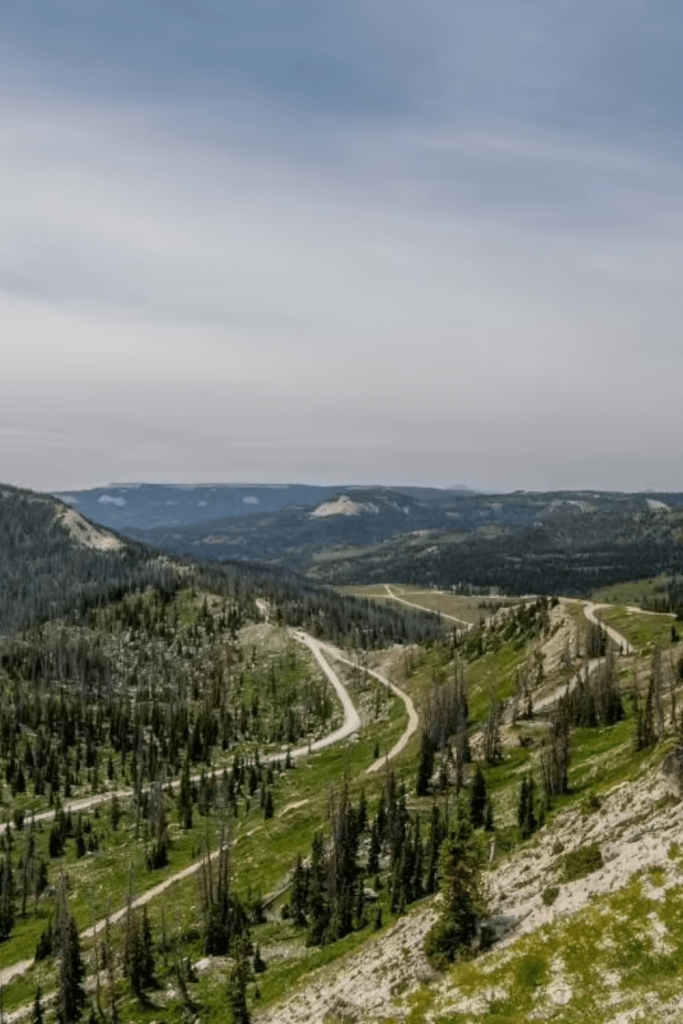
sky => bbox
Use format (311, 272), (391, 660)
(1, 0), (682, 493)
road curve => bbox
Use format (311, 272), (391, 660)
(0, 630), (364, 992)
(288, 632), (362, 754)
(584, 602), (634, 655)
(535, 600), (634, 713)
(310, 640), (420, 775)
(22, 630), (360, 830)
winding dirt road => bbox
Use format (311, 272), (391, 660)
(288, 633), (362, 753)
(308, 640), (419, 775)
(534, 601), (634, 713)
(583, 602), (633, 655)
(0, 631), (399, 993)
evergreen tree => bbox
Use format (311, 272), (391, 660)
(541, 701), (571, 801)
(109, 795), (122, 831)
(0, 853), (15, 941)
(416, 732), (434, 796)
(424, 797), (486, 969)
(56, 912), (86, 1023)
(305, 833), (327, 946)
(32, 985), (44, 1024)
(517, 775), (537, 839)
(178, 761), (193, 831)
(252, 942), (266, 974)
(484, 796), (495, 833)
(483, 697), (502, 765)
(227, 940), (252, 1024)
(35, 917), (54, 961)
(289, 854), (309, 927)
(367, 818), (382, 877)
(140, 906), (155, 990)
(469, 765), (487, 829)
(425, 803), (446, 895)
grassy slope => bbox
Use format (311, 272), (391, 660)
(5, 582), (683, 1022)
(241, 590), (683, 1023)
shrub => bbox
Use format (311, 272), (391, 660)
(581, 792), (602, 815)
(562, 843), (603, 883)
(542, 885), (559, 906)
(515, 952), (549, 990)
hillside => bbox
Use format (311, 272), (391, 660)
(0, 489), (682, 1024)
(69, 484), (683, 597)
(52, 484), (480, 534)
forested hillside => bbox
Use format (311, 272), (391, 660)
(0, 483), (443, 647)
(0, 484), (172, 637)
(94, 486), (683, 597)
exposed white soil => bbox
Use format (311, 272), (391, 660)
(310, 496), (380, 518)
(254, 903), (439, 1024)
(254, 766), (683, 1024)
(537, 602), (577, 676)
(57, 507), (123, 551)
(532, 601), (633, 716)
(279, 798), (310, 818)
(486, 772), (682, 947)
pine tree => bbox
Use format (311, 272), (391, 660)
(483, 697), (502, 765)
(425, 803), (446, 895)
(253, 942), (266, 974)
(469, 765), (487, 829)
(541, 700), (571, 801)
(635, 672), (657, 751)
(56, 909), (86, 1023)
(416, 732), (434, 796)
(367, 817), (382, 877)
(305, 833), (327, 946)
(32, 985), (44, 1024)
(0, 853), (15, 941)
(122, 902), (156, 999)
(140, 906), (155, 990)
(289, 854), (309, 927)
(517, 775), (537, 839)
(227, 940), (252, 1024)
(424, 797), (486, 969)
(484, 796), (495, 833)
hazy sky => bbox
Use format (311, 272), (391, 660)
(1, 0), (682, 493)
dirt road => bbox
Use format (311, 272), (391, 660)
(288, 632), (362, 753)
(534, 601), (633, 713)
(383, 584), (473, 628)
(0, 630), (363, 992)
(308, 639), (420, 775)
(583, 602), (633, 655)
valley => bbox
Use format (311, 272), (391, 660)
(60, 484), (683, 599)
(1, 483), (683, 1023)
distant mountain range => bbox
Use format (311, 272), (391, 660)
(54, 483), (683, 596)
(52, 483), (479, 532)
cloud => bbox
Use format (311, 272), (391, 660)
(0, 0), (681, 491)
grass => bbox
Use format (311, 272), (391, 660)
(400, 865), (683, 1023)
(336, 584), (514, 626)
(3, 583), (682, 1021)
(593, 605), (680, 651)
(592, 576), (669, 608)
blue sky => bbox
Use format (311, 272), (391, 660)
(1, 0), (682, 491)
